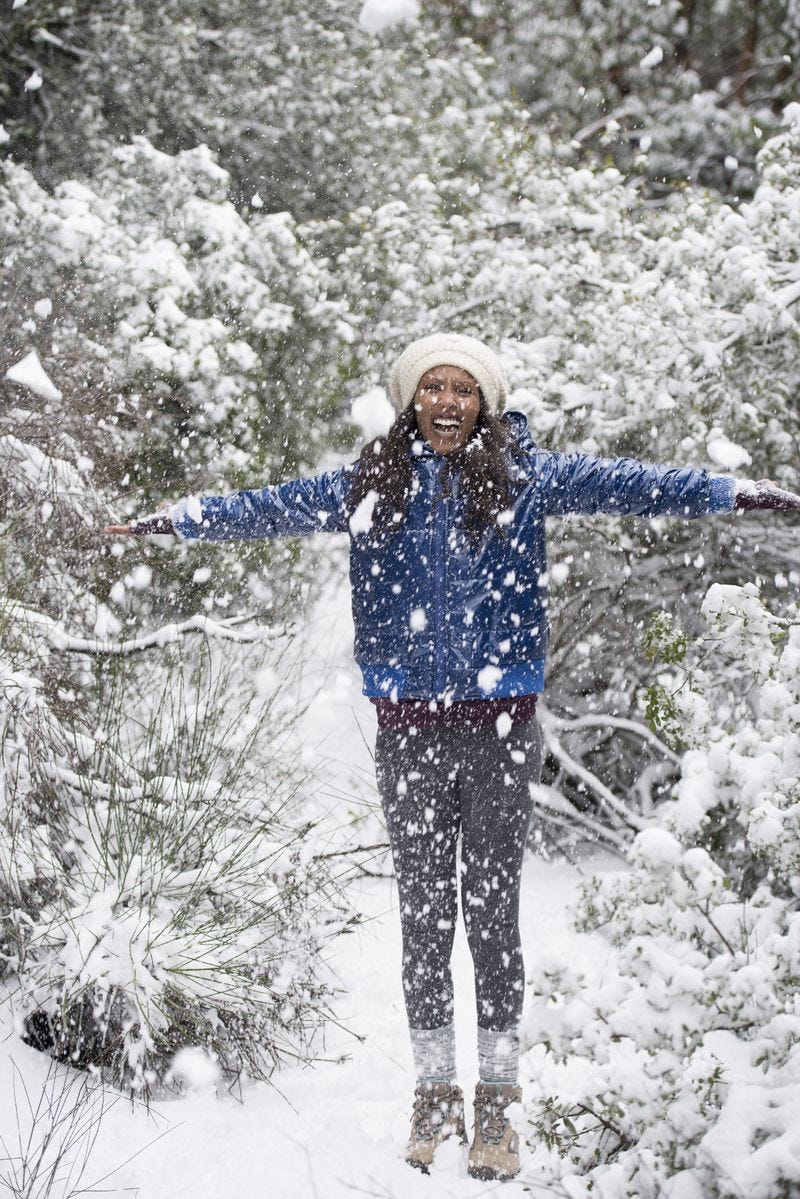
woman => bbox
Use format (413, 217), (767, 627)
(106, 332), (800, 1181)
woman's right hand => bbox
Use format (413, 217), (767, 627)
(103, 504), (175, 536)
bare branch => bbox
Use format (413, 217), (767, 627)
(312, 842), (390, 861)
(436, 294), (497, 321)
(530, 782), (630, 850)
(54, 614), (287, 655)
(573, 103), (639, 144)
(33, 27), (92, 58)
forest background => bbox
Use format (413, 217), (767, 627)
(1, 1), (800, 1195)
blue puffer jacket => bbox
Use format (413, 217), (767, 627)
(172, 412), (735, 700)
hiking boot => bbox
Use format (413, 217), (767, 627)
(405, 1081), (467, 1172)
(468, 1082), (522, 1180)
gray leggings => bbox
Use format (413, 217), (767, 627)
(375, 720), (542, 1033)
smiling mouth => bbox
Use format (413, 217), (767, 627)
(432, 418), (461, 433)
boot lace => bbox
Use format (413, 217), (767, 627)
(412, 1085), (456, 1141)
(475, 1091), (509, 1144)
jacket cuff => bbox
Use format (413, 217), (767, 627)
(169, 497), (203, 540)
(708, 475), (736, 513)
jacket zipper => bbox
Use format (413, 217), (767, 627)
(432, 460), (447, 696)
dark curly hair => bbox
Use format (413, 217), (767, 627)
(347, 399), (521, 539)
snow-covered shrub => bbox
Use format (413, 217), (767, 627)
(522, 583), (800, 1197)
(1, 138), (357, 633)
(0, 388), (343, 1095)
(7, 0), (795, 207)
(2, 613), (342, 1096)
(13, 647), (338, 1098)
(1, 0), (519, 220)
(329, 107), (800, 485)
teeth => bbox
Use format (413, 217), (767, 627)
(433, 419), (459, 430)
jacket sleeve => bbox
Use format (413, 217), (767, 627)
(535, 451), (736, 519)
(169, 467), (352, 541)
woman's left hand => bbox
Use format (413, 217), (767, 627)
(734, 479), (800, 512)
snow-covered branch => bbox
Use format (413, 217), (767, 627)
(539, 705), (650, 833)
(53, 615), (288, 655)
(7, 603), (290, 656)
(547, 711), (681, 765)
(42, 763), (147, 805)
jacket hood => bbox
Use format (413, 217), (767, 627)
(502, 409), (536, 453)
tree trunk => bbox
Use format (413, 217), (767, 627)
(676, 0), (695, 68)
(734, 0), (760, 103)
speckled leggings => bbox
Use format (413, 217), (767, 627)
(375, 720), (541, 1034)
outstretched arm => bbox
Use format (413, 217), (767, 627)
(104, 467), (353, 540)
(535, 451), (800, 520)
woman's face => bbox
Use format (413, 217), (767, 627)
(413, 365), (482, 456)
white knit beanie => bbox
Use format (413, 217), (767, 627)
(389, 332), (508, 416)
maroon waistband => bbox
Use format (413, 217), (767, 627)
(371, 694), (538, 731)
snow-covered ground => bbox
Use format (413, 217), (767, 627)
(0, 858), (598, 1197)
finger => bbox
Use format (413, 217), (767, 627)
(103, 524), (133, 534)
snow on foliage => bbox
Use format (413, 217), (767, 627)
(1, 140), (350, 485)
(522, 584), (800, 1196)
(0, 607), (342, 1095)
(426, 0), (798, 196)
(327, 111), (800, 488)
(5, 351), (62, 402)
(2, 1), (515, 225)
(359, 0), (420, 35)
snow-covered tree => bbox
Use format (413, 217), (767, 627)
(1, 0), (517, 221)
(423, 0), (800, 195)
